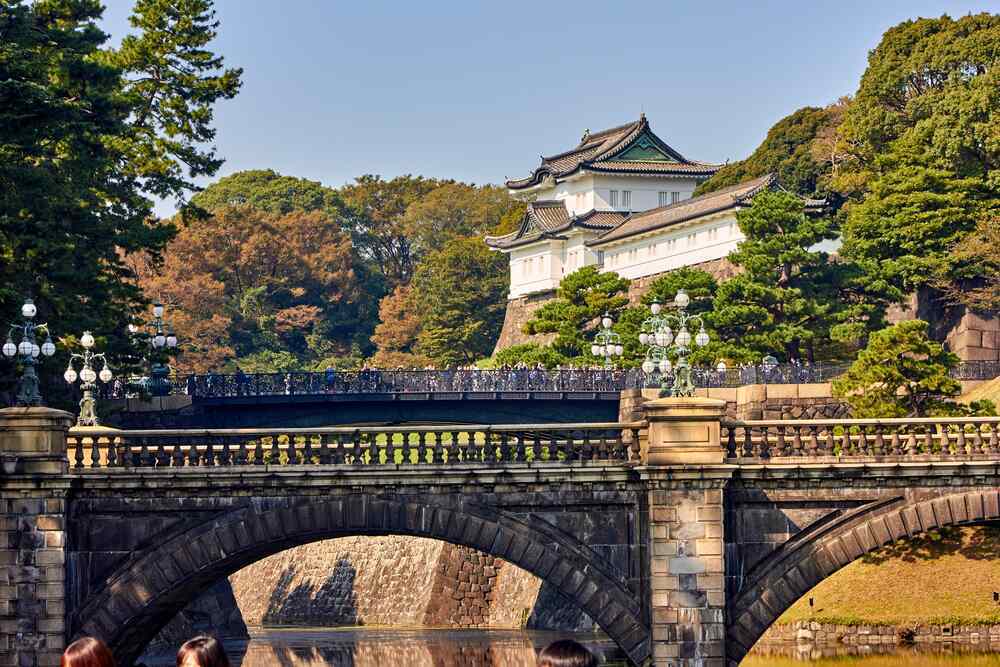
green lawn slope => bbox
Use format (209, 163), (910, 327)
(775, 526), (1000, 627)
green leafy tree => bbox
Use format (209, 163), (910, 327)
(191, 169), (343, 218)
(490, 343), (568, 369)
(402, 182), (523, 257)
(340, 174), (440, 287)
(833, 320), (995, 417)
(695, 103), (846, 198)
(709, 191), (854, 363)
(939, 214), (1000, 311)
(616, 268), (719, 367)
(523, 266), (630, 361)
(838, 13), (1000, 301)
(104, 0), (243, 215)
(412, 237), (509, 366)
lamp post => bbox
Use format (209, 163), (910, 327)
(590, 313), (624, 369)
(63, 332), (113, 426)
(2, 299), (57, 406)
(130, 302), (178, 396)
(639, 289), (710, 397)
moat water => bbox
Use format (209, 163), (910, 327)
(140, 627), (1000, 666)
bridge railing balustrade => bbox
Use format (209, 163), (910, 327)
(723, 416), (1000, 461)
(65, 422), (645, 469)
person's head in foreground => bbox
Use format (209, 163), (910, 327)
(538, 639), (598, 667)
(176, 636), (231, 667)
(61, 637), (116, 667)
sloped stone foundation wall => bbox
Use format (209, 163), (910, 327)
(152, 535), (595, 650)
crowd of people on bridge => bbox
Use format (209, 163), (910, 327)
(60, 635), (600, 667)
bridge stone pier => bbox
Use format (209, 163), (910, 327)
(3, 403), (1000, 666)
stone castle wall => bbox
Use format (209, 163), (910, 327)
(758, 620), (1000, 657)
(152, 534), (591, 648)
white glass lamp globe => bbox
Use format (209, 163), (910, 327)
(650, 301), (662, 315)
(30, 343), (40, 358)
(3, 340), (16, 357)
(601, 316), (612, 329)
(80, 367), (97, 384)
(654, 332), (666, 347)
(639, 332), (649, 346)
(166, 333), (178, 348)
(21, 300), (36, 318)
(153, 303), (165, 319)
(64, 368), (78, 384)
(676, 328), (692, 347)
(716, 361), (727, 373)
(153, 334), (166, 348)
(674, 290), (690, 309)
(81, 331), (95, 349)
(18, 340), (32, 356)
(127, 323), (138, 335)
(658, 359), (672, 374)
(695, 329), (710, 347)
(641, 360), (655, 374)
(590, 344), (600, 356)
(41, 337), (55, 356)
(615, 344), (624, 356)
(99, 367), (113, 383)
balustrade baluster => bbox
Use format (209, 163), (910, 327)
(922, 428), (933, 455)
(824, 429), (835, 456)
(431, 433), (445, 464)
(580, 430), (592, 461)
(903, 432), (916, 456)
(790, 426), (803, 456)
(234, 437), (248, 465)
(888, 431), (902, 456)
(839, 429), (851, 456)
(483, 431), (495, 464)
(155, 439), (169, 467)
(268, 434), (280, 465)
(628, 428), (641, 461)
(218, 436), (231, 466)
(756, 426), (768, 458)
(499, 432), (510, 462)
(956, 425), (967, 457)
(106, 437), (119, 467)
(599, 431), (609, 460)
(724, 426), (737, 458)
(403, 432), (414, 464)
(515, 433), (526, 462)
(203, 436), (215, 466)
(989, 423), (999, 455)
(385, 432), (395, 465)
(449, 430), (461, 463)
(971, 423), (985, 455)
(873, 427), (885, 457)
(303, 434), (315, 464)
(186, 437), (198, 466)
(288, 434), (300, 464)
(352, 431), (363, 464)
(464, 431), (477, 463)
(252, 436), (264, 465)
(417, 432), (427, 464)
(364, 432), (376, 465)
(139, 437), (153, 467)
(90, 436), (102, 469)
(72, 437), (84, 469)
(742, 427), (753, 458)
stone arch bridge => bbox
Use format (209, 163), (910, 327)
(3, 400), (1000, 666)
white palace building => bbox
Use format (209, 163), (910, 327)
(484, 115), (796, 299)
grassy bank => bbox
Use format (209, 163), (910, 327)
(775, 526), (1000, 627)
(743, 653), (1000, 666)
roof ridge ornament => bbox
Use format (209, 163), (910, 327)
(581, 128), (590, 143)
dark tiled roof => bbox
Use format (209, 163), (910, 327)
(587, 174), (778, 246)
(485, 203), (628, 250)
(506, 115), (720, 190)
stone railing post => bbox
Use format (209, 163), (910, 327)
(0, 406), (74, 667)
(641, 397), (731, 667)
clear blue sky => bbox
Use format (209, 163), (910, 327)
(100, 0), (992, 217)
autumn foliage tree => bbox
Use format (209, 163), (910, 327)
(138, 207), (358, 372)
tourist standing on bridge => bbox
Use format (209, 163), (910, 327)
(176, 636), (230, 667)
(61, 637), (116, 667)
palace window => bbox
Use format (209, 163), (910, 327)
(687, 233), (696, 247)
(658, 192), (670, 207)
(609, 190), (619, 208)
(708, 228), (718, 241)
(672, 192), (681, 204)
(622, 190), (632, 209)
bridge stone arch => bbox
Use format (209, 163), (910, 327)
(72, 494), (651, 666)
(727, 489), (1000, 665)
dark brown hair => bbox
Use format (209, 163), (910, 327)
(176, 635), (231, 667)
(538, 639), (597, 667)
(61, 637), (116, 667)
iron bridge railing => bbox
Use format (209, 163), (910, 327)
(66, 422), (644, 469)
(99, 361), (1000, 400)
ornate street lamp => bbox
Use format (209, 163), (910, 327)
(130, 302), (178, 396)
(63, 332), (113, 426)
(590, 313), (624, 369)
(639, 290), (710, 397)
(2, 299), (57, 406)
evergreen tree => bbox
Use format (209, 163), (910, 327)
(709, 191), (847, 363)
(523, 266), (630, 362)
(412, 238), (509, 367)
(833, 320), (995, 417)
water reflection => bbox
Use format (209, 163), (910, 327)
(142, 628), (626, 667)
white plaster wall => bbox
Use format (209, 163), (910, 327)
(508, 240), (564, 298)
(599, 215), (743, 280)
(590, 174), (703, 212)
